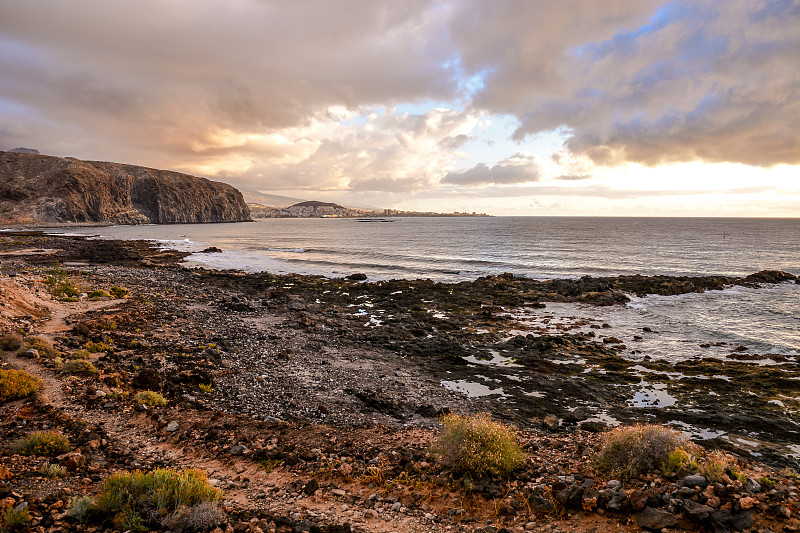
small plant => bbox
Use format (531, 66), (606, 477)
(109, 286), (129, 299)
(23, 336), (60, 358)
(88, 289), (110, 300)
(66, 349), (91, 360)
(44, 264), (80, 298)
(760, 475), (776, 490)
(38, 462), (67, 478)
(3, 504), (30, 530)
(700, 451), (732, 483)
(0, 369), (43, 402)
(85, 341), (113, 353)
(430, 412), (527, 478)
(62, 359), (98, 375)
(0, 333), (23, 351)
(94, 468), (223, 531)
(198, 383), (213, 393)
(11, 430), (71, 456)
(661, 447), (699, 477)
(67, 495), (95, 523)
(161, 501), (225, 532)
(595, 424), (686, 480)
(135, 390), (167, 407)
(257, 458), (283, 473)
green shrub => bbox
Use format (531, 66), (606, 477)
(162, 501), (226, 532)
(3, 504), (30, 530)
(44, 264), (80, 298)
(62, 359), (98, 375)
(88, 289), (110, 300)
(198, 383), (213, 393)
(0, 369), (43, 402)
(11, 430), (71, 456)
(66, 349), (91, 360)
(38, 462), (67, 478)
(95, 468), (223, 531)
(67, 495), (95, 523)
(134, 390), (167, 407)
(109, 286), (129, 299)
(661, 447), (699, 477)
(595, 424), (686, 480)
(430, 412), (526, 478)
(85, 341), (112, 353)
(760, 475), (776, 490)
(0, 333), (23, 351)
(700, 450), (732, 483)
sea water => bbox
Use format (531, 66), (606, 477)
(42, 217), (800, 358)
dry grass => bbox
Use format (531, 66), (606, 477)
(62, 359), (98, 375)
(595, 424), (687, 480)
(134, 390), (167, 407)
(431, 412), (527, 478)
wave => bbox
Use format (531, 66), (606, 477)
(268, 247), (306, 253)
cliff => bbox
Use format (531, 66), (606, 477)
(0, 151), (252, 225)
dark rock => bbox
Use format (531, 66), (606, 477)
(682, 474), (708, 488)
(682, 499), (714, 522)
(637, 506), (678, 530)
(745, 477), (761, 493)
(230, 445), (246, 456)
(201, 246), (223, 253)
(304, 479), (320, 495)
(346, 273), (368, 281)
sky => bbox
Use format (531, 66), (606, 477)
(0, 0), (798, 216)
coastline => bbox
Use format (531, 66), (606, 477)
(1, 232), (798, 532)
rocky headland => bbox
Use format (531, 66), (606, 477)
(0, 232), (798, 533)
(0, 152), (252, 225)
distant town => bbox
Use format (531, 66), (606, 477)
(248, 200), (490, 218)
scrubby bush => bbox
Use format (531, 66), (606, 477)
(700, 450), (733, 482)
(67, 495), (95, 523)
(3, 504), (30, 530)
(88, 289), (110, 300)
(62, 359), (98, 375)
(109, 286), (129, 299)
(596, 424), (686, 480)
(0, 333), (23, 351)
(134, 390), (167, 407)
(431, 412), (526, 478)
(45, 264), (80, 298)
(661, 446), (699, 477)
(84, 341), (112, 353)
(66, 349), (91, 360)
(22, 336), (60, 358)
(161, 501), (226, 532)
(94, 468), (223, 531)
(38, 461), (67, 478)
(0, 369), (43, 402)
(11, 430), (71, 456)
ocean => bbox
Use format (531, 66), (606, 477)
(46, 217), (800, 360)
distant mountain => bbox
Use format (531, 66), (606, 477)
(290, 201), (345, 209)
(239, 190), (306, 209)
(0, 151), (251, 225)
(9, 147), (39, 154)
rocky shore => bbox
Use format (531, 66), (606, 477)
(1, 231), (798, 533)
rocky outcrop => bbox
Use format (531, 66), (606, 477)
(0, 151), (251, 225)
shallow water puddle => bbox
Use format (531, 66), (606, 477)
(441, 379), (505, 397)
(628, 380), (677, 408)
(463, 350), (521, 367)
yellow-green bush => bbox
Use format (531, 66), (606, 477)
(88, 289), (110, 300)
(134, 390), (167, 407)
(22, 336), (61, 358)
(85, 341), (113, 353)
(10, 430), (71, 456)
(94, 468), (223, 531)
(62, 359), (98, 375)
(38, 462), (67, 478)
(595, 424), (686, 480)
(0, 369), (43, 402)
(44, 264), (80, 298)
(430, 412), (526, 478)
(109, 286), (129, 299)
(661, 446), (699, 477)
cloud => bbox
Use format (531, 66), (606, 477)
(442, 153), (541, 185)
(453, 0), (800, 167)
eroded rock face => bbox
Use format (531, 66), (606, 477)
(0, 151), (252, 224)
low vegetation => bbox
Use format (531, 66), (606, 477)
(62, 359), (98, 375)
(430, 412), (527, 479)
(44, 264), (80, 299)
(109, 286), (129, 298)
(3, 504), (30, 530)
(38, 462), (67, 478)
(10, 430), (71, 456)
(0, 369), (43, 402)
(72, 468), (224, 531)
(0, 333), (23, 351)
(595, 424), (686, 480)
(134, 390), (167, 407)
